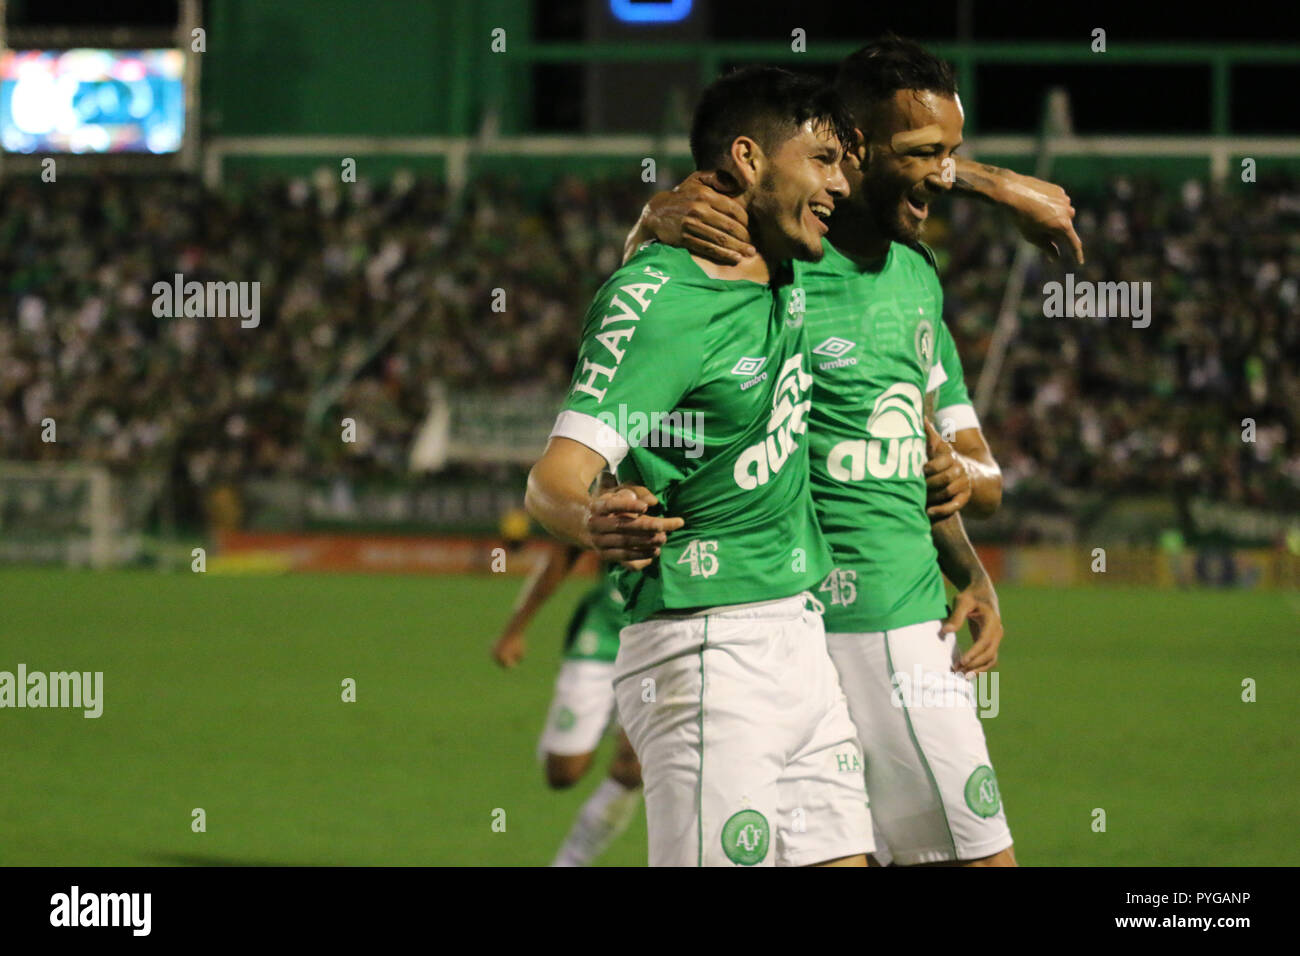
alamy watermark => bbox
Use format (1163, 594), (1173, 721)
(595, 405), (705, 459)
(890, 666), (999, 719)
(50, 886), (150, 936)
(0, 664), (103, 718)
(152, 273), (260, 328)
(1043, 273), (1151, 328)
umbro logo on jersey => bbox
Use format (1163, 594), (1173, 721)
(732, 356), (770, 390)
(813, 337), (854, 358)
(813, 336), (858, 370)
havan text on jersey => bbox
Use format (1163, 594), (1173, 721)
(571, 267), (673, 403)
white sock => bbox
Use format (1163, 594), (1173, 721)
(551, 778), (641, 867)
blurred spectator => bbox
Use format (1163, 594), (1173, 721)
(1, 171), (1296, 520)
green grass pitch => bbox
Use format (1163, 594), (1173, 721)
(2, 567), (1296, 865)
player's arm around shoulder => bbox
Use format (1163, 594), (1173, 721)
(490, 541), (582, 669)
(623, 171), (755, 266)
(951, 156), (1085, 263)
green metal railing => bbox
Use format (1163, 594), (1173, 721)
(512, 42), (1300, 136)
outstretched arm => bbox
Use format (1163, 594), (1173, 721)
(952, 156), (1084, 263)
(491, 541), (583, 669)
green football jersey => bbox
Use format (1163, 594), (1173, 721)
(797, 239), (952, 633)
(562, 571), (627, 663)
(553, 242), (832, 623)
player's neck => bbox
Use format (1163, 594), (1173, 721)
(691, 198), (796, 284)
(828, 207), (891, 263)
(690, 251), (773, 285)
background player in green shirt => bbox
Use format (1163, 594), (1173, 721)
(528, 67), (874, 867)
(619, 36), (1086, 866)
(491, 539), (642, 867)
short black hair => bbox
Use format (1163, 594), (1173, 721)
(689, 65), (856, 171)
(834, 34), (957, 130)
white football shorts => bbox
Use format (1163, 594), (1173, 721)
(537, 659), (618, 759)
(826, 619), (1012, 865)
(613, 593), (872, 867)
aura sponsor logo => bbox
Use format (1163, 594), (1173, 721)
(734, 354), (812, 490)
(826, 382), (926, 481)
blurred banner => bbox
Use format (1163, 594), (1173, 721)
(208, 529), (1300, 589)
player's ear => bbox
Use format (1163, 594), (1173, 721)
(846, 128), (868, 170)
(723, 135), (762, 190)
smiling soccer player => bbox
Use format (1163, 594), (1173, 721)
(622, 36), (1088, 867)
(527, 67), (873, 867)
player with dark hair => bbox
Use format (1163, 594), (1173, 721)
(617, 36), (1087, 866)
(527, 67), (874, 867)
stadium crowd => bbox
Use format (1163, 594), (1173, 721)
(1, 170), (1297, 519)
(938, 174), (1300, 511)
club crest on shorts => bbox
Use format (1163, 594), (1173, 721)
(554, 707), (576, 731)
(721, 809), (770, 865)
(575, 629), (599, 656)
(964, 765), (1001, 818)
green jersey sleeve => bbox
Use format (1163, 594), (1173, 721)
(931, 320), (980, 434)
(552, 247), (705, 470)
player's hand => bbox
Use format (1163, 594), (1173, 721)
(943, 576), (1003, 676)
(491, 630), (526, 669)
(923, 420), (972, 520)
(587, 485), (685, 571)
(998, 169), (1085, 264)
(643, 171), (755, 265)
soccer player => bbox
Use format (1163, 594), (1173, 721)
(620, 37), (1086, 866)
(491, 539), (642, 867)
(526, 67), (872, 867)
